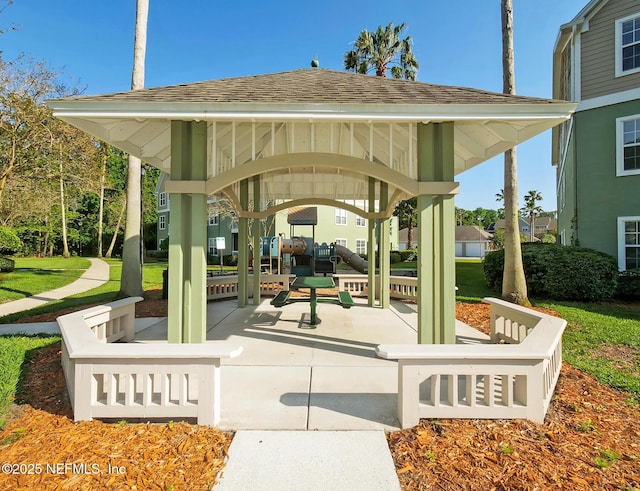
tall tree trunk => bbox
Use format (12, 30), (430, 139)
(119, 0), (148, 297)
(501, 0), (529, 306)
(407, 216), (414, 250)
(59, 159), (70, 258)
(106, 197), (126, 258)
(97, 144), (107, 257)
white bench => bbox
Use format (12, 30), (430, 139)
(58, 297), (242, 426)
(376, 297), (566, 428)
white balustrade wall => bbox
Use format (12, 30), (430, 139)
(58, 297), (242, 426)
(376, 297), (566, 428)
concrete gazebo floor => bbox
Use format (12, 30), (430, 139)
(135, 298), (489, 431)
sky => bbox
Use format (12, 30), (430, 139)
(1, 0), (587, 212)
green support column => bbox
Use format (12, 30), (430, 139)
(416, 122), (456, 344)
(238, 180), (249, 307)
(252, 176), (261, 305)
(367, 177), (377, 307)
(167, 121), (208, 344)
(379, 182), (390, 309)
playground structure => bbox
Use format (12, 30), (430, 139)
(258, 206), (368, 276)
(259, 235), (368, 276)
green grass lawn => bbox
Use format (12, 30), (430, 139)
(539, 300), (640, 401)
(0, 334), (60, 426)
(0, 259), (167, 324)
(0, 257), (91, 304)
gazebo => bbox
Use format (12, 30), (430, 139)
(48, 68), (576, 347)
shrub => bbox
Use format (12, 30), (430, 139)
(158, 237), (169, 251)
(0, 226), (21, 256)
(223, 253), (238, 267)
(484, 243), (618, 301)
(146, 249), (168, 259)
(396, 249), (417, 261)
(616, 269), (640, 299)
(389, 252), (402, 264)
(0, 257), (15, 272)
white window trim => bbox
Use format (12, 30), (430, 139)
(617, 216), (640, 270)
(335, 238), (347, 248)
(616, 114), (640, 176)
(208, 214), (219, 226)
(335, 208), (347, 226)
(355, 215), (366, 227)
(159, 215), (166, 230)
(158, 192), (167, 209)
(615, 12), (640, 78)
(559, 171), (566, 211)
(355, 239), (366, 254)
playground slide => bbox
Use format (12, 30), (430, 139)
(333, 243), (368, 274)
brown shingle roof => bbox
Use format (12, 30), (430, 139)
(65, 69), (566, 105)
(287, 206), (318, 225)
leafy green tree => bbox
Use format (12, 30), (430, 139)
(0, 225), (20, 254)
(344, 22), (419, 80)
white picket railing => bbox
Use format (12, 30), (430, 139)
(376, 297), (566, 428)
(58, 297), (242, 426)
(206, 274), (295, 300)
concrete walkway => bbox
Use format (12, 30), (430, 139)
(0, 258), (110, 319)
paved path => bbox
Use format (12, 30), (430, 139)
(0, 258), (110, 318)
(214, 430), (401, 491)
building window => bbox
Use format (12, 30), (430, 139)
(208, 238), (218, 256)
(159, 215), (166, 230)
(618, 217), (640, 270)
(355, 239), (366, 254)
(356, 216), (366, 227)
(616, 13), (640, 76)
(335, 208), (347, 225)
(335, 238), (347, 248)
(559, 172), (566, 210)
(208, 214), (219, 226)
(559, 229), (566, 246)
(617, 115), (640, 176)
(158, 192), (167, 208)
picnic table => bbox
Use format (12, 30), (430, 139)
(270, 276), (354, 327)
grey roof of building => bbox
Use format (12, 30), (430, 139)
(399, 226), (492, 242)
(61, 69), (568, 106)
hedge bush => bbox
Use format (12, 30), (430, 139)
(389, 252), (402, 264)
(0, 226), (21, 255)
(616, 269), (640, 299)
(0, 257), (15, 272)
(484, 243), (618, 301)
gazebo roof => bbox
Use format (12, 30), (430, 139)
(48, 69), (576, 217)
(61, 68), (563, 106)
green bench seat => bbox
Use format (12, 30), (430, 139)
(338, 291), (354, 309)
(270, 290), (291, 307)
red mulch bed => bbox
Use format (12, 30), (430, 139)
(1, 298), (639, 489)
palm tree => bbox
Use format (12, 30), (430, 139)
(347, 22), (419, 249)
(394, 198), (417, 249)
(522, 190), (543, 242)
(344, 22), (419, 80)
(501, 0), (530, 306)
(119, 0), (148, 297)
